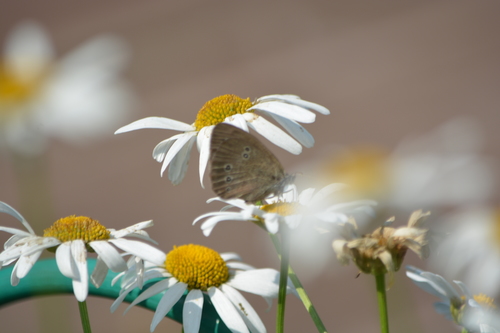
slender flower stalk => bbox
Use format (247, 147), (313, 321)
(269, 233), (328, 333)
(375, 273), (389, 333)
(78, 300), (92, 333)
(276, 227), (291, 333)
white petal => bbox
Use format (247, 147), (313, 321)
(0, 226), (33, 237)
(250, 101), (316, 123)
(110, 220), (154, 239)
(70, 240), (89, 302)
(0, 236), (59, 261)
(220, 284), (266, 333)
(267, 113), (315, 148)
(152, 133), (185, 163)
(4, 21), (54, 82)
(150, 282), (187, 331)
(110, 280), (139, 312)
(209, 287), (249, 333)
(10, 261), (21, 286)
(225, 114), (250, 131)
(115, 117), (194, 134)
(90, 257), (109, 288)
(197, 213), (250, 237)
(56, 34), (128, 75)
(243, 114), (302, 155)
(226, 262), (255, 271)
(55, 242), (78, 279)
(197, 126), (212, 188)
(262, 214), (280, 234)
(15, 250), (42, 279)
(125, 278), (177, 313)
(89, 241), (127, 272)
(183, 289), (204, 333)
(0, 202), (35, 234)
(160, 131), (197, 178)
(168, 133), (196, 185)
(220, 252), (243, 262)
(227, 269), (287, 298)
(109, 239), (165, 266)
(257, 95), (330, 115)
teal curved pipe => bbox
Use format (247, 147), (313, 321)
(0, 258), (229, 333)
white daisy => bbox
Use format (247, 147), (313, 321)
(0, 20), (134, 155)
(115, 94), (329, 186)
(194, 183), (376, 236)
(310, 117), (493, 210)
(429, 206), (500, 297)
(406, 266), (500, 333)
(0, 201), (164, 302)
(111, 244), (295, 333)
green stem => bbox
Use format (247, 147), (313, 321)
(276, 228), (290, 333)
(375, 273), (389, 333)
(270, 233), (328, 333)
(78, 300), (92, 333)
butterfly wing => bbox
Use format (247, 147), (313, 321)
(210, 123), (286, 202)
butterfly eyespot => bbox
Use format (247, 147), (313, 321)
(244, 147), (251, 152)
(271, 176), (276, 180)
(225, 176), (232, 183)
(225, 164), (232, 171)
(225, 187), (231, 192)
(242, 153), (249, 159)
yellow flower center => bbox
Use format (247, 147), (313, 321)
(0, 64), (44, 118)
(165, 244), (229, 291)
(193, 94), (253, 131)
(473, 293), (496, 310)
(43, 216), (110, 243)
(260, 202), (297, 216)
(321, 147), (389, 200)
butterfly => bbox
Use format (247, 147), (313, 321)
(209, 123), (294, 203)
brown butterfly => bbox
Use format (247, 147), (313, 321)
(210, 123), (294, 203)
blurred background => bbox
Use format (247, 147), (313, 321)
(1, 1), (499, 332)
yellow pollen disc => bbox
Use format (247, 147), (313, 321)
(474, 293), (496, 310)
(43, 216), (110, 243)
(165, 244), (229, 291)
(0, 64), (43, 117)
(261, 202), (297, 216)
(193, 94), (253, 131)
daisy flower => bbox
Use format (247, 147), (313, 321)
(406, 266), (500, 333)
(193, 183), (376, 236)
(429, 207), (500, 297)
(311, 117), (493, 210)
(111, 244), (294, 333)
(0, 201), (164, 302)
(115, 94), (329, 186)
(332, 210), (430, 275)
(0, 20), (134, 155)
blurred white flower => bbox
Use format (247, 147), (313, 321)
(194, 183), (375, 235)
(309, 118), (494, 210)
(0, 20), (134, 155)
(407, 266), (500, 333)
(429, 206), (500, 297)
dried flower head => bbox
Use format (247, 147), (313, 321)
(332, 210), (431, 275)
